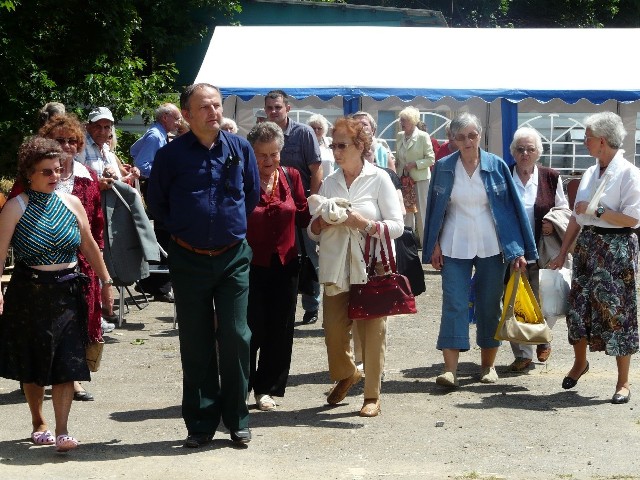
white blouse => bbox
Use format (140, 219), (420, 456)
(574, 150), (640, 228)
(440, 160), (501, 259)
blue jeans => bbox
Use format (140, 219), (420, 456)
(438, 254), (507, 351)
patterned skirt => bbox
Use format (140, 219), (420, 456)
(0, 264), (90, 386)
(567, 227), (639, 356)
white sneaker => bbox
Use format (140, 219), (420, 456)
(255, 393), (277, 411)
(101, 318), (115, 333)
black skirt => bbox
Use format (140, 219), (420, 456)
(0, 263), (90, 386)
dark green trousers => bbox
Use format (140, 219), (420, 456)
(168, 239), (252, 435)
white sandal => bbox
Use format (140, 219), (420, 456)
(255, 393), (277, 411)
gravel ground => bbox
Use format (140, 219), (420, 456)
(1, 266), (639, 480)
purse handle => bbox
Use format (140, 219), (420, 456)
(363, 223), (397, 275)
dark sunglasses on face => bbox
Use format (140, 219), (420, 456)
(454, 132), (480, 142)
(328, 142), (352, 151)
(515, 146), (537, 155)
(37, 167), (64, 177)
(55, 137), (78, 146)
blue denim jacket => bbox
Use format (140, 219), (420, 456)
(422, 149), (537, 264)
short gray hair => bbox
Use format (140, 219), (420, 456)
(584, 111), (626, 149)
(307, 114), (329, 136)
(449, 113), (483, 138)
(247, 121), (284, 150)
(510, 127), (543, 157)
(352, 111), (377, 134)
(155, 103), (179, 121)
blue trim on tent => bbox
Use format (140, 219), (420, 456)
(219, 87), (640, 104)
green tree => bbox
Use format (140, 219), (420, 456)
(0, 0), (240, 176)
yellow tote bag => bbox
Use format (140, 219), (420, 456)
(495, 270), (552, 344)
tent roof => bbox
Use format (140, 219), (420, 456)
(194, 26), (640, 104)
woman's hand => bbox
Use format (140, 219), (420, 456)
(547, 253), (567, 270)
(541, 220), (553, 236)
(431, 242), (444, 270)
(310, 216), (331, 235)
(574, 201), (590, 216)
(406, 162), (417, 171)
(344, 210), (368, 231)
(512, 256), (527, 272)
(101, 284), (113, 314)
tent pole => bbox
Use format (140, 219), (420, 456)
(501, 98), (518, 166)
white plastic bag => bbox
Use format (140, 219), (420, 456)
(538, 268), (572, 320)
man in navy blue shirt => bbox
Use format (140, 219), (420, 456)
(147, 83), (259, 447)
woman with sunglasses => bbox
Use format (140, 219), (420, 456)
(309, 117), (403, 417)
(507, 127), (569, 372)
(0, 137), (113, 452)
(9, 113), (107, 401)
(423, 113), (536, 388)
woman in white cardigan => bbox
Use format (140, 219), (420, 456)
(308, 117), (403, 417)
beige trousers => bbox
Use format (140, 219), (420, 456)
(323, 291), (386, 399)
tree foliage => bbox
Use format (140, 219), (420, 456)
(0, 0), (240, 176)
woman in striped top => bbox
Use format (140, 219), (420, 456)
(0, 137), (113, 453)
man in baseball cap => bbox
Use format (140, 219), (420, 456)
(87, 106), (115, 123)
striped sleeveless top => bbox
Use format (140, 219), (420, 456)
(12, 190), (81, 266)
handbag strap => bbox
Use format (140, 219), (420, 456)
(364, 223), (396, 275)
(363, 233), (378, 276)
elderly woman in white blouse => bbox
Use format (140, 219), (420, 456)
(508, 127), (569, 372)
(309, 117), (403, 417)
(423, 113), (536, 388)
(307, 114), (334, 180)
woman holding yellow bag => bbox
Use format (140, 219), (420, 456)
(423, 113), (537, 388)
(549, 112), (640, 404)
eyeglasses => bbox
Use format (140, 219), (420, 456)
(328, 143), (352, 151)
(515, 146), (537, 155)
(55, 137), (78, 146)
(37, 167), (64, 177)
(454, 132), (479, 142)
(310, 126), (324, 132)
(584, 136), (599, 142)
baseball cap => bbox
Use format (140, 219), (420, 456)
(255, 108), (267, 119)
(88, 107), (114, 123)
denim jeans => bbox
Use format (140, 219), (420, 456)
(438, 254), (507, 351)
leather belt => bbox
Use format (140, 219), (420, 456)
(171, 235), (240, 256)
(584, 226), (633, 235)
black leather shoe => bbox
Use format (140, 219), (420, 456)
(302, 310), (318, 324)
(612, 389), (631, 404)
(230, 428), (251, 444)
(73, 390), (95, 401)
(184, 433), (213, 448)
(562, 362), (589, 390)
(154, 291), (175, 303)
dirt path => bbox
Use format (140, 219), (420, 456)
(1, 267), (639, 479)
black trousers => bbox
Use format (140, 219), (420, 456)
(248, 255), (299, 397)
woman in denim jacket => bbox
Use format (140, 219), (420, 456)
(422, 113), (537, 388)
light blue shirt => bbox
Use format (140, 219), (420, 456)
(130, 122), (168, 178)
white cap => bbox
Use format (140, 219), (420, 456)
(88, 107), (114, 123)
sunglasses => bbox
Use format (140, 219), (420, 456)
(454, 132), (480, 142)
(515, 146), (537, 155)
(328, 143), (352, 151)
(37, 167), (64, 177)
(55, 137), (78, 146)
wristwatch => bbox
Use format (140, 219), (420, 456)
(364, 220), (376, 234)
(102, 278), (114, 286)
(595, 205), (605, 218)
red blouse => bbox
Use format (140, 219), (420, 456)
(246, 166), (310, 267)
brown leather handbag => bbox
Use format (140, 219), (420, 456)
(348, 223), (417, 320)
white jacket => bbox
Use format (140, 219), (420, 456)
(308, 161), (404, 295)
